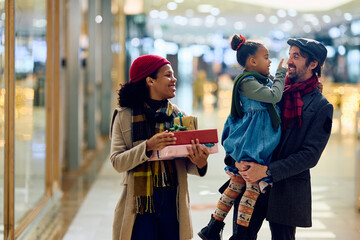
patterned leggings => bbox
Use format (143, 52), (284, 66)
(213, 175), (260, 227)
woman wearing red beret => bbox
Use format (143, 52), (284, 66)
(109, 55), (209, 240)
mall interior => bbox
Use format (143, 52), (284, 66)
(1, 0), (360, 239)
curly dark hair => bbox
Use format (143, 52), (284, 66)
(230, 34), (264, 67)
(117, 68), (160, 108)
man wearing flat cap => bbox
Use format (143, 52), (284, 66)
(231, 38), (334, 240)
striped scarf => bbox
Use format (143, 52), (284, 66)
(132, 100), (178, 214)
(281, 75), (319, 130)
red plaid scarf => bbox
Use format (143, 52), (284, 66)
(282, 75), (319, 130)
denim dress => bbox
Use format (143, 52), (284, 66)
(222, 79), (282, 180)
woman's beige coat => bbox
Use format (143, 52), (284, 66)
(110, 105), (207, 240)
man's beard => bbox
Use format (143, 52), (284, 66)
(287, 64), (306, 83)
(287, 70), (298, 84)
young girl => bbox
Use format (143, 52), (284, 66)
(198, 34), (286, 240)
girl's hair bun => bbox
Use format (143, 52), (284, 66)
(230, 34), (244, 51)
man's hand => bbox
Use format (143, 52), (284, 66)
(318, 81), (323, 93)
(186, 139), (209, 169)
(237, 162), (268, 183)
(235, 161), (249, 171)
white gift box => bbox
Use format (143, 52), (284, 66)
(148, 143), (218, 161)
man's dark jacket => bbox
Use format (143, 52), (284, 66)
(267, 87), (333, 227)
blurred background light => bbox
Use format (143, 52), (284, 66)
(338, 45), (346, 55)
(255, 14), (266, 23)
(329, 26), (343, 38)
(167, 2), (178, 11)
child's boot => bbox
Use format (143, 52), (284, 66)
(198, 215), (225, 240)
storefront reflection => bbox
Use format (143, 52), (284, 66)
(0, 1), (4, 237)
(13, 0), (46, 228)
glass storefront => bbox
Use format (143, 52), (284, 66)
(1, 0), (61, 239)
(0, 1), (5, 239)
(1, 0), (115, 238)
(14, 0), (46, 226)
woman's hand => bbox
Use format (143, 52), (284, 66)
(146, 130), (176, 152)
(236, 162), (267, 183)
(186, 139), (209, 169)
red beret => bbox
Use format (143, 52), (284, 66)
(129, 55), (171, 83)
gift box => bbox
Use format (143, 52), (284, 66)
(172, 129), (218, 145)
(149, 143), (218, 161)
(173, 115), (198, 130)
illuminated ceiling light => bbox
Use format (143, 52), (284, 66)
(302, 14), (315, 21)
(153, 25), (163, 39)
(338, 45), (346, 55)
(277, 9), (287, 18)
(255, 14), (265, 22)
(269, 16), (279, 24)
(185, 9), (194, 17)
(322, 15), (331, 23)
(174, 16), (188, 26)
(154, 39), (165, 50)
(189, 18), (203, 26)
(206, 15), (216, 24)
(124, 0), (143, 15)
(339, 24), (347, 33)
(281, 20), (294, 32)
(174, 0), (184, 3)
(234, 21), (246, 30)
(351, 20), (360, 35)
(149, 10), (159, 18)
(328, 26), (342, 38)
(159, 11), (169, 19)
(197, 4), (213, 13)
(131, 38), (140, 47)
(95, 15), (103, 23)
(272, 30), (285, 40)
(217, 17), (227, 26)
(205, 16), (215, 27)
(33, 19), (47, 28)
(311, 17), (319, 26)
(211, 7), (220, 16)
(303, 24), (312, 33)
(167, 2), (178, 10)
(303, 14), (319, 25)
(344, 13), (353, 21)
(326, 46), (336, 58)
(288, 9), (297, 17)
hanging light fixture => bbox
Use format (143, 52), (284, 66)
(124, 0), (143, 15)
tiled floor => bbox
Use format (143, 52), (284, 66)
(62, 107), (360, 240)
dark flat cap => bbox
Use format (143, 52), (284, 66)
(287, 38), (327, 66)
